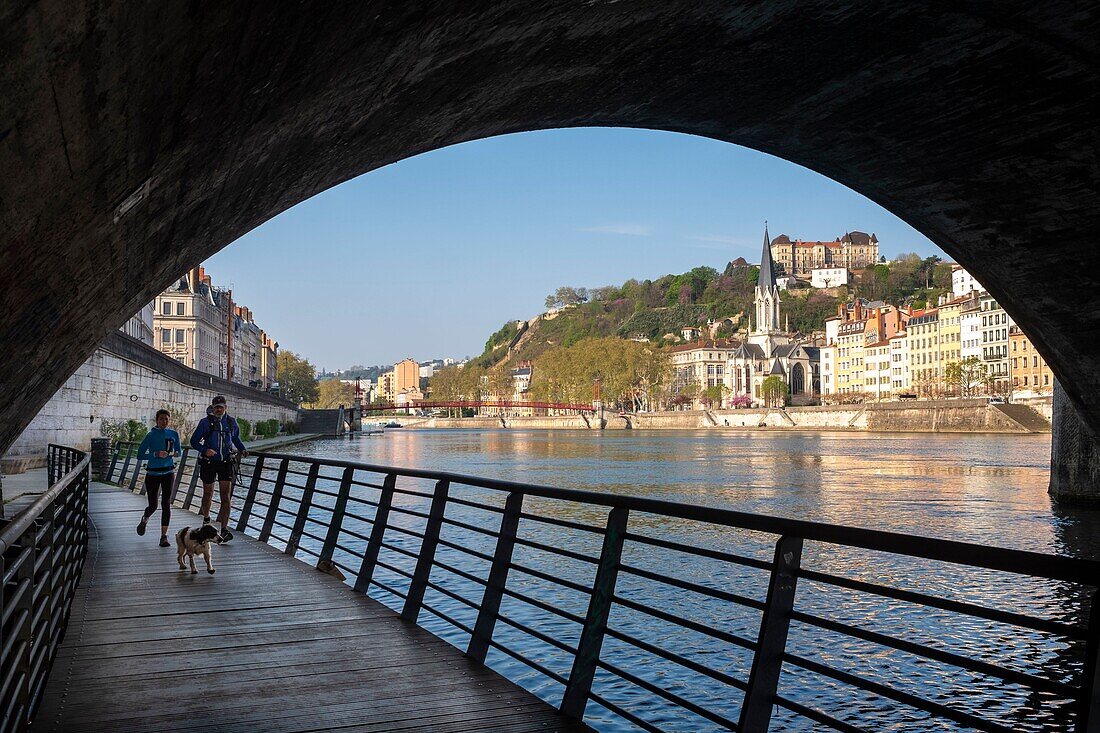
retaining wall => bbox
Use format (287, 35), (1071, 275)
(5, 332), (299, 459)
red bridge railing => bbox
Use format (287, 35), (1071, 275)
(362, 400), (597, 413)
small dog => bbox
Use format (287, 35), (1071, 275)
(175, 524), (222, 574)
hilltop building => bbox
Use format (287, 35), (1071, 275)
(769, 230), (879, 276)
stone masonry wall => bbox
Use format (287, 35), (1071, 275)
(5, 333), (298, 458)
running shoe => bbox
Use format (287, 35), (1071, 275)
(136, 519), (147, 536)
(219, 528), (233, 543)
(159, 536), (170, 548)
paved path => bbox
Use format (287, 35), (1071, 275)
(32, 483), (591, 733)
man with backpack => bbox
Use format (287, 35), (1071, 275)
(190, 395), (248, 542)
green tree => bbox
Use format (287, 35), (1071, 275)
(702, 384), (728, 407)
(945, 356), (985, 397)
(277, 351), (319, 405)
(761, 375), (790, 407)
(312, 379), (356, 408)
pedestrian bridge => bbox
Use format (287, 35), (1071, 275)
(2, 445), (1098, 732)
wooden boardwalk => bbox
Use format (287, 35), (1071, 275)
(32, 484), (592, 733)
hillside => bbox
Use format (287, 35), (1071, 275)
(471, 253), (953, 369)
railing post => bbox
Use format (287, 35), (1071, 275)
(561, 506), (629, 719)
(172, 448), (190, 502)
(259, 459), (290, 543)
(117, 443), (133, 487)
(183, 451), (203, 511)
(739, 534), (803, 733)
(319, 467), (354, 564)
(467, 491), (524, 662)
(128, 452), (142, 494)
(1078, 588), (1100, 733)
(354, 473), (397, 593)
(105, 442), (121, 483)
(285, 463), (319, 556)
(236, 455), (266, 532)
(14, 524), (37, 728)
(401, 479), (450, 622)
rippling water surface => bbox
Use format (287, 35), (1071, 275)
(253, 429), (1099, 732)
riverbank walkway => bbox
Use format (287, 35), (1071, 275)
(31, 482), (591, 733)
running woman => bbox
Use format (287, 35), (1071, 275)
(136, 409), (182, 547)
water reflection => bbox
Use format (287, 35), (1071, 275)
(275, 429), (1100, 732)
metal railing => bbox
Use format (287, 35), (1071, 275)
(0, 445), (89, 733)
(106, 444), (1100, 732)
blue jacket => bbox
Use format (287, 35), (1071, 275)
(190, 414), (246, 462)
(137, 428), (181, 476)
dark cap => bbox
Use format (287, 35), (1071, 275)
(211, 395), (227, 407)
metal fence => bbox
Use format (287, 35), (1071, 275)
(0, 445), (89, 733)
(106, 444), (1100, 732)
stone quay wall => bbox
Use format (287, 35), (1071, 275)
(403, 399), (1049, 434)
(5, 332), (299, 460)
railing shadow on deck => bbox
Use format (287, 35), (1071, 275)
(104, 442), (1100, 733)
(0, 445), (89, 733)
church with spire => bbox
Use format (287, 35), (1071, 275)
(726, 224), (819, 405)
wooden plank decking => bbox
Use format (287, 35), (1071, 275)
(32, 484), (592, 733)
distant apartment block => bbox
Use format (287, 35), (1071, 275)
(151, 265), (278, 390)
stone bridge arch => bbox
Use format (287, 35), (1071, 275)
(2, 3), (1099, 490)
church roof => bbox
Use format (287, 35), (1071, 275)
(758, 224), (778, 289)
(773, 344), (800, 358)
(769, 357), (786, 376)
(731, 343), (766, 360)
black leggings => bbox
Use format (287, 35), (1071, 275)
(143, 473), (174, 528)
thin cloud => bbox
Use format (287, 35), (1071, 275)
(579, 224), (652, 236)
(689, 234), (752, 246)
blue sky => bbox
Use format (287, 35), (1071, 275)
(206, 128), (941, 370)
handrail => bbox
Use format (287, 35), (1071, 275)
(254, 450), (1098, 584)
(0, 456), (88, 556)
(1, 444), (90, 733)
(106, 443), (1100, 732)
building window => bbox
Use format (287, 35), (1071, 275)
(162, 301), (171, 315)
(1044, 375), (1050, 385)
(161, 329), (169, 344)
(175, 329), (185, 343)
(177, 302), (185, 316)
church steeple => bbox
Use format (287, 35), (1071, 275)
(758, 221), (777, 290)
(754, 222), (782, 344)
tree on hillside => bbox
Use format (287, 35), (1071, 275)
(544, 286), (589, 310)
(277, 351), (319, 405)
(311, 379), (356, 409)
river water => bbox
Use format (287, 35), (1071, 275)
(267, 429), (1099, 732)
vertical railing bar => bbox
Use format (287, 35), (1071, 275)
(183, 451), (202, 511)
(467, 491), (524, 663)
(561, 505), (629, 719)
(319, 467), (354, 564)
(172, 448), (190, 502)
(259, 459), (290, 543)
(116, 443), (133, 487)
(355, 473), (397, 593)
(14, 523), (37, 728)
(1077, 588), (1100, 733)
(127, 447), (142, 494)
(236, 455), (266, 533)
(401, 479), (451, 622)
(739, 534), (803, 733)
(285, 463), (320, 556)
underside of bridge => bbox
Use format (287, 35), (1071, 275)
(2, 3), (1099, 497)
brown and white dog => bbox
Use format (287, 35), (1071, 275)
(175, 524), (222, 574)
